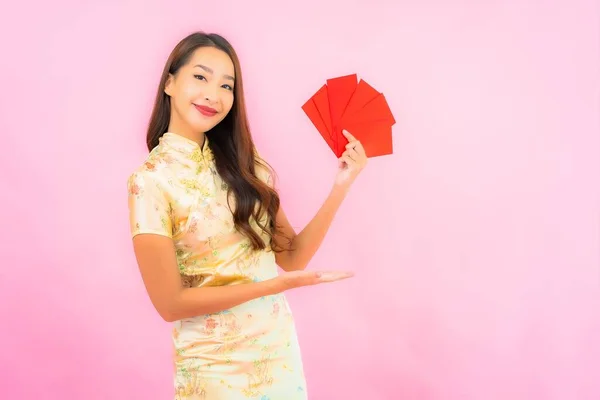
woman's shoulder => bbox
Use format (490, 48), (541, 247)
(127, 150), (174, 193)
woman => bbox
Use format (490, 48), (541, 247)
(127, 31), (368, 399)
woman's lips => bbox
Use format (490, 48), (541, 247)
(194, 104), (218, 117)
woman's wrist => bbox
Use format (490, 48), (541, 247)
(331, 180), (352, 197)
(265, 276), (288, 294)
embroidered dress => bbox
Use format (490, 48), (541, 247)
(127, 132), (307, 399)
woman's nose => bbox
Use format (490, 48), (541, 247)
(202, 85), (219, 103)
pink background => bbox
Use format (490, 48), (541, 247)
(1, 1), (599, 399)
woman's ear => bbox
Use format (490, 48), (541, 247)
(164, 73), (174, 96)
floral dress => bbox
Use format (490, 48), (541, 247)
(127, 132), (307, 399)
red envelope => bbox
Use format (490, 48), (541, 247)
(342, 79), (380, 117)
(326, 74), (358, 155)
(302, 74), (396, 158)
(302, 85), (334, 151)
(341, 120), (394, 157)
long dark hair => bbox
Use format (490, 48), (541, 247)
(146, 31), (286, 252)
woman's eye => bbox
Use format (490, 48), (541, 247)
(222, 84), (233, 91)
(193, 74), (206, 81)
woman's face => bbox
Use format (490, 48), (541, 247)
(165, 46), (235, 135)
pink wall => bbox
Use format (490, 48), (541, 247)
(1, 1), (598, 399)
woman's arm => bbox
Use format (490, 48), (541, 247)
(132, 234), (353, 321)
(273, 185), (348, 271)
(133, 234), (285, 321)
(273, 130), (367, 271)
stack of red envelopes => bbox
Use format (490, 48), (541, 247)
(302, 73), (396, 158)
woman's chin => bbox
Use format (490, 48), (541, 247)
(189, 115), (223, 132)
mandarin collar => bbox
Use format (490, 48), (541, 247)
(158, 132), (214, 170)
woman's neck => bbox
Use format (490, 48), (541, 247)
(166, 122), (205, 148)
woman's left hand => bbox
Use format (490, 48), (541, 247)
(334, 130), (368, 189)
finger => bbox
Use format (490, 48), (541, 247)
(342, 149), (358, 163)
(340, 153), (356, 167)
(344, 147), (361, 161)
(345, 141), (366, 161)
(317, 271), (355, 282)
(346, 140), (366, 156)
(342, 129), (357, 142)
(321, 270), (355, 279)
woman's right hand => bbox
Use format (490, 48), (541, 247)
(277, 270), (355, 290)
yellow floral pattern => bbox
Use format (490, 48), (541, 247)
(127, 132), (307, 399)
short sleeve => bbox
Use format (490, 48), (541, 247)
(127, 171), (173, 238)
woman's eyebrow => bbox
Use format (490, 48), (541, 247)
(193, 64), (235, 81)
